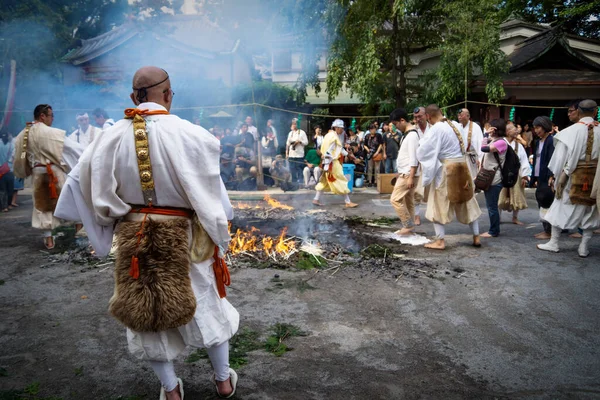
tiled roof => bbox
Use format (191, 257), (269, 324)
(508, 27), (600, 72)
(62, 24), (139, 65)
(503, 69), (600, 85)
(62, 15), (240, 65)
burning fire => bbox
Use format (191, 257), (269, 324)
(229, 225), (297, 259)
(263, 195), (293, 210)
(232, 195), (293, 210)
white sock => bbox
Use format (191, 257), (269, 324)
(470, 220), (480, 236)
(206, 341), (230, 382)
(44, 230), (52, 238)
(415, 204), (421, 217)
(149, 360), (178, 392)
(314, 191), (323, 202)
(433, 223), (445, 239)
(344, 194), (351, 204)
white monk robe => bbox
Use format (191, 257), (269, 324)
(55, 102), (239, 361)
(417, 121), (481, 225)
(67, 124), (99, 148)
(499, 140), (531, 212)
(545, 117), (600, 230)
(453, 120), (483, 179)
(12, 122), (82, 231)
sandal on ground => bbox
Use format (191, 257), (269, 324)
(10, 203), (18, 207)
(159, 378), (183, 400)
(44, 237), (55, 250)
(213, 368), (238, 399)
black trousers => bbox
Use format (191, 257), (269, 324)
(0, 171), (15, 210)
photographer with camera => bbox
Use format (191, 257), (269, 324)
(363, 123), (384, 187)
(286, 118), (308, 184)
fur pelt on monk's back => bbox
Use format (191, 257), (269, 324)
(33, 170), (62, 212)
(446, 161), (474, 204)
(110, 218), (197, 332)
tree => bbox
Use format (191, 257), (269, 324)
(504, 0), (600, 39)
(0, 0), (177, 77)
(324, 0), (442, 109)
(425, 0), (509, 106)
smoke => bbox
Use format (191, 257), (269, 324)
(0, 0), (327, 140)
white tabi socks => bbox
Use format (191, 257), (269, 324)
(537, 225), (561, 253)
(579, 229), (593, 258)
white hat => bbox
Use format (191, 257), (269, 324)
(76, 113), (89, 120)
(332, 119), (344, 128)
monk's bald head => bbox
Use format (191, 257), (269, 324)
(426, 104), (443, 118)
(130, 66), (173, 110)
(578, 99), (598, 117)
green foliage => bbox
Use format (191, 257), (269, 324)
(23, 383), (39, 395)
(0, 0), (177, 77)
(325, 0), (443, 109)
(264, 323), (308, 356)
(504, 0), (600, 38)
(295, 253), (328, 270)
(361, 244), (392, 258)
(186, 327), (262, 369)
(426, 0), (508, 106)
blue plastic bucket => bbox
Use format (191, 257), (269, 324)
(343, 164), (355, 192)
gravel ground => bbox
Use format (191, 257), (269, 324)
(0, 190), (599, 399)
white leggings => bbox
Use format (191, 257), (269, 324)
(314, 190), (351, 204)
(433, 221), (480, 239)
(150, 341), (230, 391)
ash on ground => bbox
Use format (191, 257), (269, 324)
(229, 211), (464, 281)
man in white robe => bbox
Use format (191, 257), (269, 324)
(67, 113), (99, 148)
(413, 106), (430, 225)
(538, 100), (600, 257)
(12, 104), (82, 249)
(55, 67), (239, 400)
(416, 104), (482, 250)
(453, 108), (484, 180)
(93, 107), (115, 130)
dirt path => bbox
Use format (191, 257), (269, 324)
(1, 193), (599, 399)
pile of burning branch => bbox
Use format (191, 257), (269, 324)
(229, 226), (299, 262)
(233, 195), (293, 211)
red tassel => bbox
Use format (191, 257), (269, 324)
(327, 172), (336, 182)
(130, 256), (140, 279)
(212, 246), (231, 298)
(46, 164), (59, 199)
(582, 178), (589, 192)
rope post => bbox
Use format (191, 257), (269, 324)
(464, 61), (468, 109)
(250, 79), (266, 190)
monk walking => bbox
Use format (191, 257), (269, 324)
(55, 67), (239, 399)
(416, 104), (482, 250)
(13, 104), (81, 249)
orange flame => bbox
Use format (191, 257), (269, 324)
(264, 195), (294, 210)
(229, 225), (296, 259)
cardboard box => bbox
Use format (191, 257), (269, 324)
(377, 173), (396, 194)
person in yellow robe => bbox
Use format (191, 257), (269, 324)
(312, 119), (358, 208)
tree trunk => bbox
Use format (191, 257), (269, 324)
(392, 14), (406, 108)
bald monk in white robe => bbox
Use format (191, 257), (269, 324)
(538, 100), (600, 257)
(55, 67), (238, 400)
(416, 104), (482, 250)
(12, 104), (83, 249)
